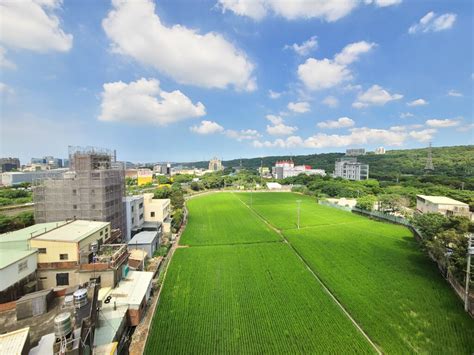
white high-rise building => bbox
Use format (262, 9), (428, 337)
(375, 147), (385, 154)
(334, 157), (369, 181)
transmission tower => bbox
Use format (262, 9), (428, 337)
(424, 142), (434, 172)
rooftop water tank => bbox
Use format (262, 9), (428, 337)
(73, 288), (88, 309)
(54, 312), (72, 338)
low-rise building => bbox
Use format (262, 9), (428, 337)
(209, 157), (223, 171)
(1, 169), (68, 186)
(345, 148), (366, 156)
(416, 195), (471, 219)
(123, 195), (144, 242)
(0, 157), (20, 173)
(374, 147), (385, 154)
(272, 160), (326, 179)
(128, 231), (161, 258)
(334, 157), (369, 181)
(143, 193), (171, 233)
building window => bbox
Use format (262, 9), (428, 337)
(139, 213), (143, 220)
(73, 204), (77, 210)
(150, 212), (155, 217)
(91, 204), (95, 209)
(132, 217), (135, 224)
(105, 228), (108, 233)
(139, 203), (143, 208)
(72, 189), (77, 195)
(56, 273), (69, 286)
(100, 231), (103, 236)
(18, 260), (28, 272)
(131, 206), (134, 212)
(59, 253), (69, 260)
(38, 248), (47, 254)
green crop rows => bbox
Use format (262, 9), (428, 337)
(146, 192), (474, 354)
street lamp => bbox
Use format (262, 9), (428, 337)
(296, 200), (301, 229)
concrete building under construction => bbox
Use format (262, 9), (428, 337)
(33, 147), (125, 239)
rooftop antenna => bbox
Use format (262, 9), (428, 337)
(424, 142), (434, 172)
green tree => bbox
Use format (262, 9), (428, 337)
(411, 212), (447, 241)
(356, 195), (377, 211)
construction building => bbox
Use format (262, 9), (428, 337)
(0, 157), (20, 173)
(33, 146), (125, 238)
(334, 157), (369, 181)
(209, 157), (223, 171)
(345, 148), (366, 156)
(272, 160), (326, 179)
(416, 195), (472, 220)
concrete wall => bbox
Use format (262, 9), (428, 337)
(143, 194), (171, 232)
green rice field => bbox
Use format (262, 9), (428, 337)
(146, 192), (474, 354)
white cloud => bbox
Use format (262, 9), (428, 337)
(287, 101), (310, 113)
(0, 46), (16, 69)
(408, 129), (436, 142)
(268, 90), (282, 99)
(425, 118), (460, 128)
(353, 84), (403, 108)
(265, 115), (297, 136)
(103, 0), (255, 91)
(407, 98), (428, 106)
(0, 0), (72, 52)
(0, 82), (14, 96)
(334, 41), (376, 65)
(98, 78), (205, 126)
(225, 129), (261, 141)
(298, 41), (374, 90)
(322, 96), (339, 108)
(190, 120), (224, 135)
(285, 36), (318, 56)
(400, 112), (414, 118)
(219, 0), (399, 22)
(447, 90), (463, 97)
(457, 123), (474, 132)
(409, 11), (456, 34)
(317, 117), (355, 129)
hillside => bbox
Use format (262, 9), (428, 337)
(184, 145), (474, 180)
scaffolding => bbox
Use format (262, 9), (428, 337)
(34, 147), (125, 236)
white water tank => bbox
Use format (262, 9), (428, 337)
(54, 312), (72, 338)
(73, 288), (88, 309)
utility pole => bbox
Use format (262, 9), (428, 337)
(465, 234), (473, 312)
(296, 200), (301, 229)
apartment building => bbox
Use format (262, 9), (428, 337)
(272, 160), (326, 179)
(123, 195), (144, 241)
(334, 157), (369, 181)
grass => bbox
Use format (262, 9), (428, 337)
(146, 243), (373, 354)
(180, 193), (281, 246)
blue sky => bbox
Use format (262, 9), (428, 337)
(0, 0), (472, 164)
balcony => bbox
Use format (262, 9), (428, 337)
(79, 244), (128, 271)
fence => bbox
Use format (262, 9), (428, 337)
(320, 201), (473, 316)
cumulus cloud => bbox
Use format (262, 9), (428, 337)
(298, 41), (375, 90)
(400, 112), (414, 118)
(103, 0), (255, 91)
(225, 129), (262, 141)
(409, 11), (456, 34)
(317, 117), (355, 129)
(98, 78), (205, 126)
(285, 36), (318, 56)
(265, 115), (298, 136)
(268, 90), (282, 99)
(0, 46), (16, 69)
(253, 125), (436, 149)
(407, 98), (428, 106)
(447, 90), (463, 97)
(425, 118), (460, 128)
(353, 85), (403, 108)
(190, 120), (224, 134)
(287, 101), (310, 113)
(322, 96), (339, 108)
(218, 0), (400, 22)
(0, 0), (72, 52)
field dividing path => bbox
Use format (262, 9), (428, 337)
(233, 192), (383, 355)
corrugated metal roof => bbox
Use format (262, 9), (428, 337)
(128, 231), (158, 245)
(417, 195), (468, 206)
(0, 327), (29, 354)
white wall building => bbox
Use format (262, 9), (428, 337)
(346, 148), (366, 156)
(416, 195), (472, 219)
(375, 147), (385, 154)
(143, 193), (172, 233)
(1, 169), (68, 186)
(334, 157), (369, 181)
(272, 160), (326, 179)
(123, 195), (144, 242)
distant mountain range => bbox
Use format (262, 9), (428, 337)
(181, 145), (474, 179)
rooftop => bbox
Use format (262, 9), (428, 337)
(106, 270), (153, 307)
(417, 195), (469, 206)
(128, 231), (158, 245)
(0, 327), (29, 354)
(0, 222), (64, 243)
(0, 248), (37, 270)
(32, 220), (109, 242)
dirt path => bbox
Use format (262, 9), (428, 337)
(232, 192), (382, 355)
